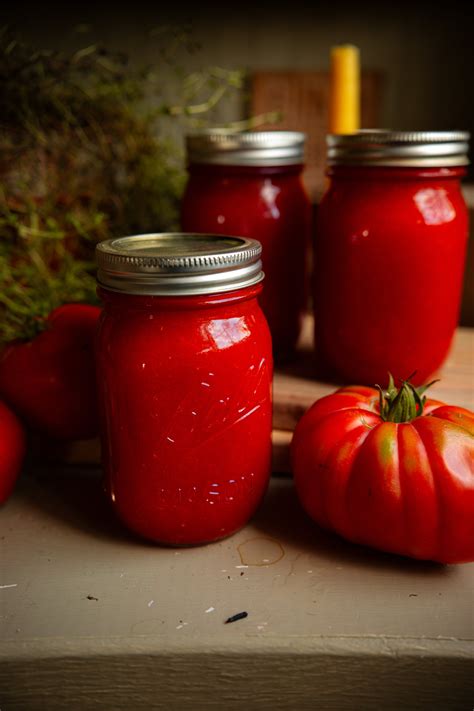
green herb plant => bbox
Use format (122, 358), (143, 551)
(0, 26), (273, 343)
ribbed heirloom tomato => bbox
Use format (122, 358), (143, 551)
(291, 379), (474, 563)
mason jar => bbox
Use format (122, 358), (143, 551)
(182, 131), (312, 360)
(96, 234), (273, 545)
(314, 130), (470, 386)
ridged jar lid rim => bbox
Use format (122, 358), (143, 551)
(96, 233), (264, 296)
(327, 129), (470, 167)
(328, 130), (470, 144)
(186, 130), (306, 166)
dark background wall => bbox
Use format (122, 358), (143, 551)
(3, 1), (474, 145)
(2, 0), (473, 323)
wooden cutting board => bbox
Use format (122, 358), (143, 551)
(38, 316), (474, 474)
(272, 315), (474, 471)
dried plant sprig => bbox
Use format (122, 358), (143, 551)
(0, 27), (254, 344)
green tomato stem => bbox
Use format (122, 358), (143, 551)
(378, 375), (437, 423)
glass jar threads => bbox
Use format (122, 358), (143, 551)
(314, 130), (470, 386)
(181, 131), (312, 361)
(96, 234), (273, 545)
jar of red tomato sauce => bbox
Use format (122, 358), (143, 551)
(314, 130), (470, 386)
(181, 131), (312, 361)
(95, 234), (273, 545)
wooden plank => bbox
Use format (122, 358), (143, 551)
(273, 317), (474, 432)
(272, 429), (292, 473)
(1, 640), (471, 711)
(38, 317), (473, 473)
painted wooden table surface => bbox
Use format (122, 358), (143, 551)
(1, 324), (473, 710)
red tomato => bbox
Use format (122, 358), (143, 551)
(0, 304), (100, 441)
(0, 400), (26, 503)
(291, 382), (474, 563)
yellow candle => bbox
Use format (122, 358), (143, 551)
(329, 44), (360, 134)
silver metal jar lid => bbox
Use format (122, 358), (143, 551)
(96, 233), (264, 296)
(327, 130), (470, 167)
(186, 130), (306, 166)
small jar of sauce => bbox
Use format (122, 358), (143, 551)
(314, 130), (470, 386)
(181, 131), (312, 360)
(96, 234), (273, 545)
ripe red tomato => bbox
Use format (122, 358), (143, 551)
(0, 400), (26, 503)
(291, 381), (474, 563)
(0, 304), (100, 441)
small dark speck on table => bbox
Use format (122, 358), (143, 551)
(86, 595), (99, 601)
(225, 611), (248, 624)
(409, 594), (418, 597)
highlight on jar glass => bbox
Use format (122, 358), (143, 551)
(95, 234), (273, 546)
(181, 130), (313, 362)
(314, 130), (470, 387)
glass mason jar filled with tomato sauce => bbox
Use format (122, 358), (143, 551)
(96, 234), (273, 545)
(182, 131), (312, 361)
(314, 130), (470, 386)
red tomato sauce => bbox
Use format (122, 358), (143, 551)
(314, 166), (468, 386)
(96, 284), (273, 545)
(182, 164), (312, 360)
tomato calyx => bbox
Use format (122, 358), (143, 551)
(377, 373), (437, 423)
